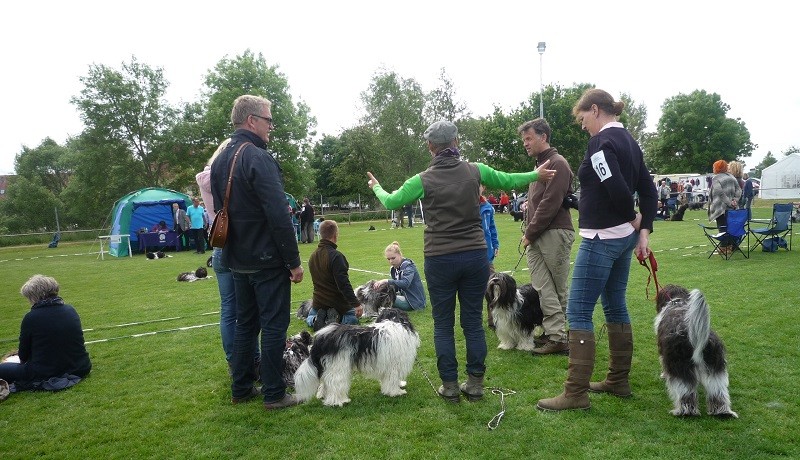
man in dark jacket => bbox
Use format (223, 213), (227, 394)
(519, 118), (575, 355)
(308, 220), (362, 330)
(210, 95), (303, 410)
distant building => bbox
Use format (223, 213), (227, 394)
(0, 174), (11, 199)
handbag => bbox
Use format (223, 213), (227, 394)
(209, 142), (250, 248)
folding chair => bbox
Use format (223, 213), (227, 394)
(749, 203), (793, 252)
(699, 208), (749, 259)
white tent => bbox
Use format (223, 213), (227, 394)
(760, 154), (800, 199)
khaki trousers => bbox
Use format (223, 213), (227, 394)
(526, 228), (575, 342)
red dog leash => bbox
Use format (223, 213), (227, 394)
(637, 249), (661, 300)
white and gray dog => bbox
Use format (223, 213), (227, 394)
(296, 280), (396, 321)
(485, 272), (544, 351)
(293, 308), (420, 407)
(282, 330), (313, 388)
(655, 284), (737, 418)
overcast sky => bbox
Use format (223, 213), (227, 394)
(1, 1), (796, 175)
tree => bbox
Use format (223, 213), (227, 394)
(200, 50), (316, 195)
(426, 68), (470, 122)
(646, 90), (755, 173)
(748, 151), (778, 179)
(0, 176), (60, 233)
(71, 56), (179, 186)
(359, 70), (428, 190)
(619, 93), (648, 146)
(13, 138), (72, 196)
(480, 83), (594, 177)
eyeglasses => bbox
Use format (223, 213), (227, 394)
(250, 114), (274, 127)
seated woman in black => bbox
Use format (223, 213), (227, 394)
(0, 275), (91, 392)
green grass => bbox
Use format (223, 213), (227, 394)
(1, 199), (798, 459)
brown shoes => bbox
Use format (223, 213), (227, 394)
(532, 340), (569, 355)
(231, 386), (261, 404)
(263, 393), (299, 410)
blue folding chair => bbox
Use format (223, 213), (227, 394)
(749, 203), (793, 252)
(699, 208), (749, 259)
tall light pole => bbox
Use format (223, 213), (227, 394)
(537, 41), (546, 118)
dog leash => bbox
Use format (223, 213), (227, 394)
(415, 359), (516, 430)
(637, 249), (661, 300)
(486, 387), (516, 431)
(508, 241), (526, 277)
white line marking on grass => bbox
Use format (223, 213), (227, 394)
(84, 322), (220, 345)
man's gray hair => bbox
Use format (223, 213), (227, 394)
(20, 274), (60, 303)
(231, 95), (272, 127)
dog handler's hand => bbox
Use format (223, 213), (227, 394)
(355, 305), (364, 318)
(535, 159), (556, 182)
(289, 266), (304, 284)
(367, 172), (380, 189)
(634, 229), (651, 261)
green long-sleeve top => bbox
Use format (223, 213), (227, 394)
(371, 157), (541, 256)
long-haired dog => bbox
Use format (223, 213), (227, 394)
(293, 308), (420, 407)
(296, 280), (397, 322)
(355, 280), (397, 317)
(282, 330), (312, 388)
(177, 267), (208, 282)
(485, 273), (544, 351)
(655, 284), (737, 418)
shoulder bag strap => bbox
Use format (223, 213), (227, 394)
(220, 142), (251, 210)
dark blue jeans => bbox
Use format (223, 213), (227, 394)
(566, 232), (638, 332)
(230, 267), (291, 402)
(425, 249), (489, 382)
(212, 248), (258, 363)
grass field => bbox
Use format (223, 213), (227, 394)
(1, 201), (798, 459)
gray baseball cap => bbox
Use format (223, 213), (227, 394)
(423, 120), (458, 144)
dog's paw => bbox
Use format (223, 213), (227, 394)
(516, 343), (536, 352)
(399, 380), (407, 388)
(671, 408), (700, 417)
(384, 388), (407, 397)
(497, 342), (514, 350)
(710, 410), (738, 419)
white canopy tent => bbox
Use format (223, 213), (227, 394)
(759, 154), (800, 199)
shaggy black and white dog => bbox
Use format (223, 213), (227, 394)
(177, 267), (208, 282)
(282, 330), (312, 388)
(485, 272), (544, 351)
(355, 280), (397, 317)
(655, 284), (737, 418)
(668, 204), (689, 221)
(293, 308), (420, 407)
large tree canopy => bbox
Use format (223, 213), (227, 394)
(646, 90), (755, 173)
(199, 50), (315, 195)
(71, 56), (178, 186)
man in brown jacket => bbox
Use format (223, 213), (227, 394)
(308, 220), (363, 330)
(519, 119), (575, 355)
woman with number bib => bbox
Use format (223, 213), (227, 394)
(537, 89), (658, 412)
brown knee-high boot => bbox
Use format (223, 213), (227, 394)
(589, 323), (633, 397)
(536, 329), (595, 411)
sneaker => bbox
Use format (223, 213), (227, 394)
(534, 334), (549, 346)
(532, 340), (569, 355)
(231, 386), (261, 404)
(263, 393), (299, 410)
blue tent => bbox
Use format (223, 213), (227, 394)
(106, 187), (191, 257)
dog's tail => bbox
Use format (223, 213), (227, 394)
(292, 357), (319, 403)
(686, 289), (712, 366)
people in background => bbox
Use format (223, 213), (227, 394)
(300, 198), (315, 243)
(742, 173), (754, 220)
(186, 198), (207, 254)
(708, 160), (742, 256)
(479, 184), (500, 329)
(0, 275), (91, 392)
(172, 202), (190, 249)
(375, 241), (426, 311)
(498, 191), (510, 213)
(151, 220), (169, 232)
